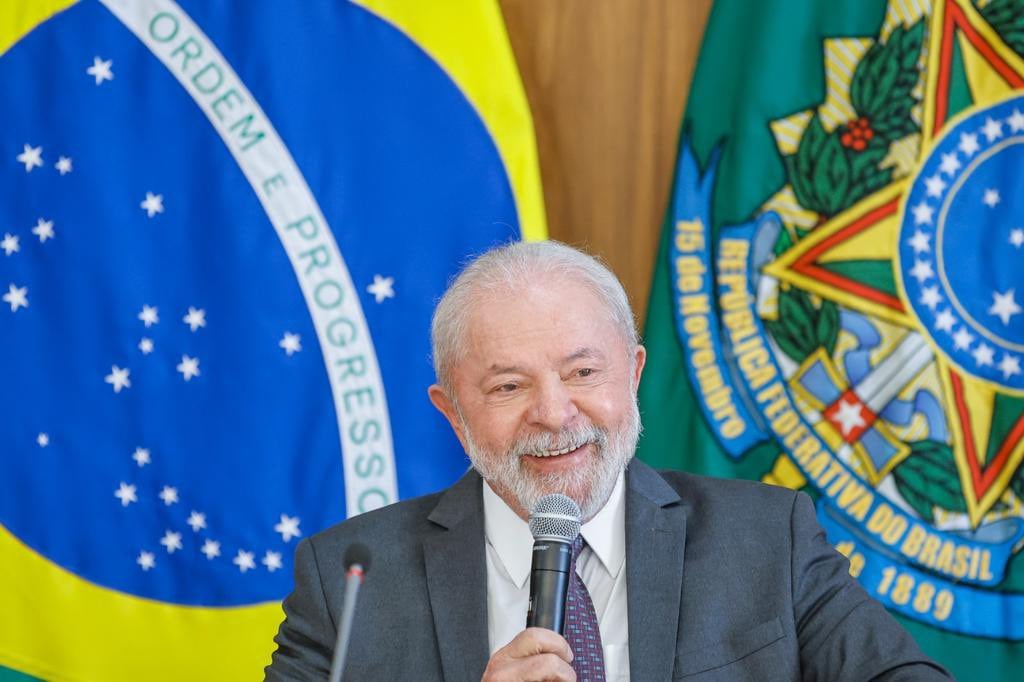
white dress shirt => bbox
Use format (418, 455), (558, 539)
(483, 474), (630, 679)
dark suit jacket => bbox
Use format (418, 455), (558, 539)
(266, 461), (950, 680)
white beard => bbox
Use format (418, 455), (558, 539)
(461, 398), (641, 520)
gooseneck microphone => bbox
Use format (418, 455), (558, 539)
(526, 494), (582, 634)
(328, 543), (372, 682)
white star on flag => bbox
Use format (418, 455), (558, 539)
(105, 365), (131, 393)
(999, 354), (1021, 380)
(935, 309), (956, 332)
(133, 447), (151, 467)
(1010, 229), (1024, 248)
(920, 286), (942, 309)
(16, 144), (43, 172)
(983, 188), (1001, 208)
(909, 260), (934, 283)
(86, 56), (114, 85)
(274, 514), (302, 542)
(989, 289), (1021, 326)
(160, 530), (183, 554)
(924, 174), (947, 198)
(973, 344), (995, 367)
(982, 117), (1003, 142)
(138, 337), (154, 354)
(137, 551), (156, 571)
(907, 230), (931, 254)
(832, 398), (867, 437)
(367, 274), (395, 303)
(140, 192), (164, 218)
(138, 305), (159, 327)
(911, 201), (934, 225)
(952, 327), (975, 351)
(183, 306), (206, 331)
(959, 132), (980, 156)
(55, 156), (73, 175)
(939, 153), (961, 176)
(1008, 109), (1024, 133)
(186, 511), (207, 532)
(177, 355), (201, 381)
(115, 482), (138, 506)
(32, 218), (55, 242)
(1, 233), (20, 256)
(3, 284), (28, 312)
(201, 539), (221, 560)
(263, 551), (283, 572)
(158, 486), (179, 505)
(37, 433), (50, 448)
(279, 332), (302, 356)
(233, 550), (256, 573)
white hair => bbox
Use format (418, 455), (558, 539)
(430, 240), (638, 391)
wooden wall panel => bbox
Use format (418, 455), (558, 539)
(500, 0), (713, 323)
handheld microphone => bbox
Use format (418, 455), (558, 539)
(525, 494), (582, 634)
(328, 543), (372, 682)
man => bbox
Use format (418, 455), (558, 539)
(266, 241), (949, 680)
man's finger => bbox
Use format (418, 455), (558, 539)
(503, 627), (574, 663)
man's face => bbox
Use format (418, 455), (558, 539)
(429, 276), (646, 521)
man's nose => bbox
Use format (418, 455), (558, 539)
(526, 375), (579, 431)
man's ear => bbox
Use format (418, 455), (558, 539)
(428, 384), (469, 452)
(632, 344), (647, 394)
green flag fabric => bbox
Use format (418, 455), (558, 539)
(639, 0), (1024, 678)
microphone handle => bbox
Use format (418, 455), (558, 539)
(328, 566), (363, 682)
(526, 539), (573, 633)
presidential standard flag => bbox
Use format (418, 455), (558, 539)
(639, 0), (1024, 677)
(0, 0), (545, 679)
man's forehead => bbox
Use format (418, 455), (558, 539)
(484, 346), (607, 375)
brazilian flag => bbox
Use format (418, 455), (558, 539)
(640, 0), (1024, 678)
(0, 0), (543, 679)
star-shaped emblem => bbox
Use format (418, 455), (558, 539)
(105, 365), (131, 393)
(274, 514), (302, 542)
(160, 530), (183, 554)
(86, 56), (114, 85)
(911, 201), (934, 225)
(32, 219), (55, 242)
(55, 156), (73, 175)
(138, 305), (159, 327)
(115, 482), (138, 506)
(831, 398), (867, 437)
(37, 433), (50, 448)
(3, 284), (28, 312)
(982, 117), (1003, 141)
(16, 144), (42, 172)
(182, 306), (206, 332)
(1010, 228), (1024, 248)
(201, 539), (221, 560)
(367, 274), (395, 303)
(973, 343), (995, 367)
(999, 354), (1021, 379)
(989, 289), (1021, 325)
(907, 230), (931, 254)
(935, 309), (956, 332)
(279, 332), (302, 356)
(909, 259), (934, 283)
(1, 233), (19, 256)
(263, 551), (283, 572)
(920, 286), (942, 309)
(177, 355), (201, 381)
(959, 132), (980, 156)
(133, 447), (151, 467)
(924, 174), (947, 197)
(137, 551), (156, 571)
(982, 188), (1001, 208)
(233, 550), (256, 573)
(138, 337), (154, 354)
(140, 192), (164, 218)
(1008, 108), (1024, 133)
(158, 486), (179, 505)
(952, 327), (975, 351)
(938, 152), (961, 176)
(186, 511), (207, 532)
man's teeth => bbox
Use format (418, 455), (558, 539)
(532, 443), (584, 457)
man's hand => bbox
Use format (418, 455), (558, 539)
(482, 627), (576, 681)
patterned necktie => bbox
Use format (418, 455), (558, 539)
(565, 536), (606, 682)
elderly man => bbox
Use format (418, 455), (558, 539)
(266, 241), (949, 680)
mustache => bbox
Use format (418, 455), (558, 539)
(505, 422), (610, 458)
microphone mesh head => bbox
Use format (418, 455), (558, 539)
(528, 494), (582, 541)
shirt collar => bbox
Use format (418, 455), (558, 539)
(482, 472), (627, 589)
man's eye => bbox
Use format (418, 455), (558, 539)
(495, 383), (519, 393)
(577, 368), (594, 378)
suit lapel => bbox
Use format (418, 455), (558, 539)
(625, 461), (687, 681)
(423, 470), (491, 682)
